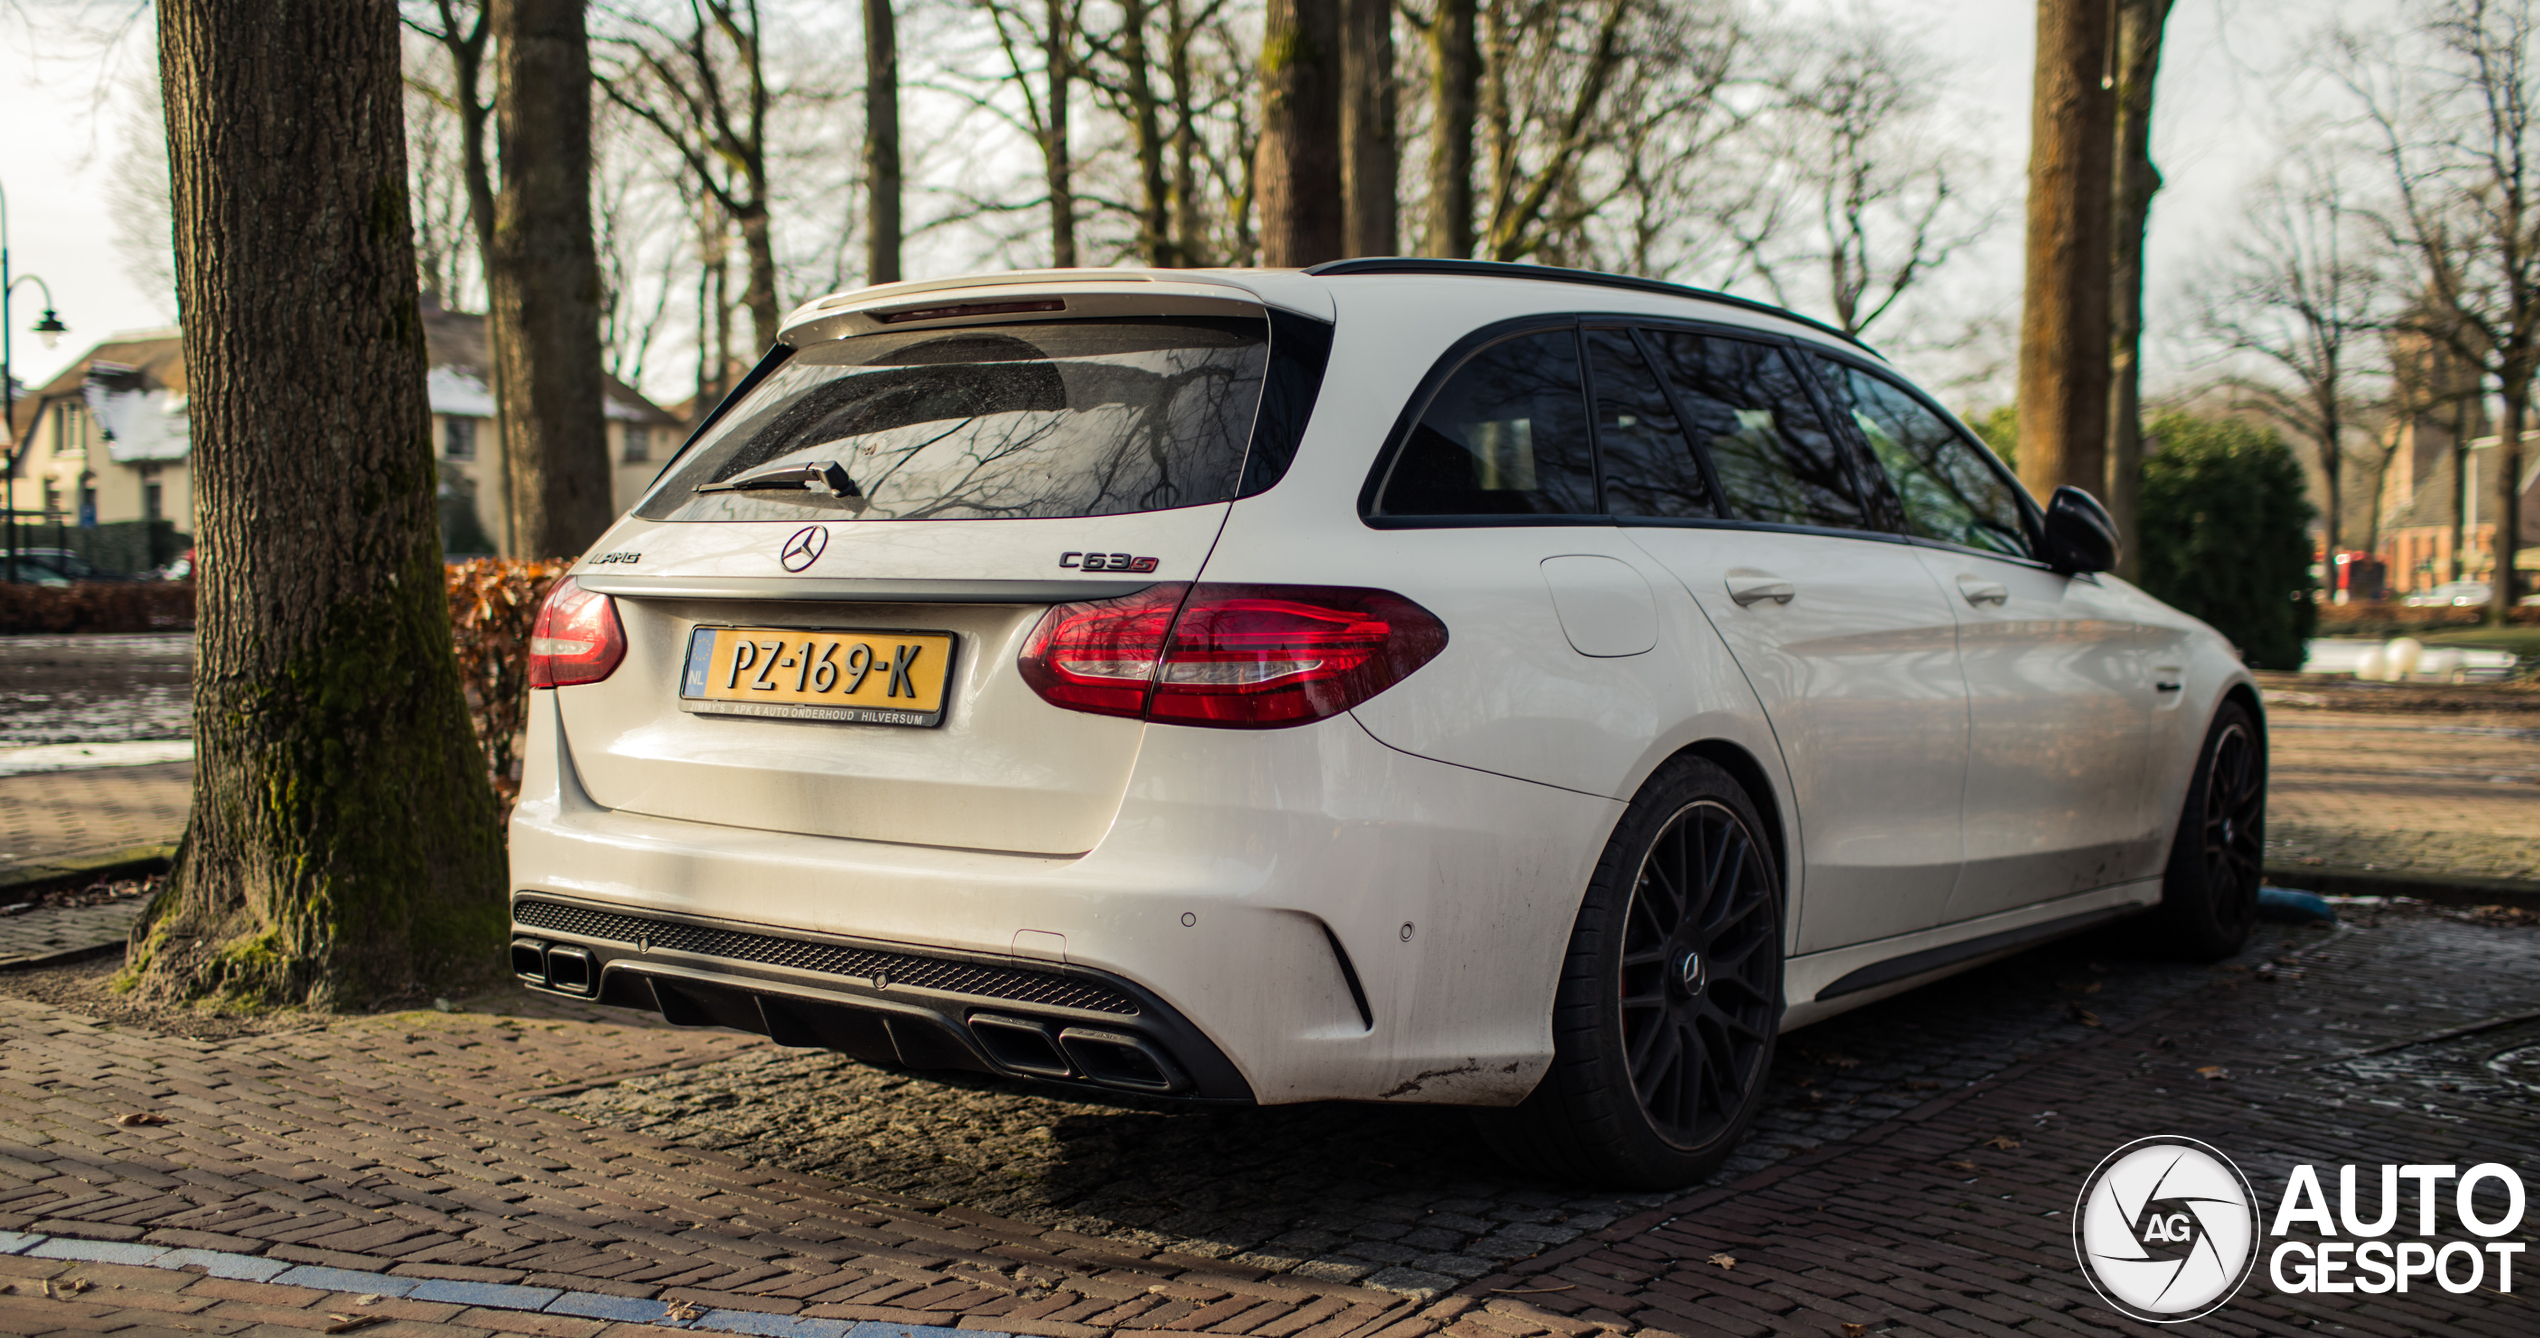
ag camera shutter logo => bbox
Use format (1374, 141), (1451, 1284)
(2074, 1136), (2261, 1322)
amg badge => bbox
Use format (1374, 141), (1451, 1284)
(1061, 551), (1159, 573)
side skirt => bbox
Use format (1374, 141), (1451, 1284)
(1779, 879), (2162, 1029)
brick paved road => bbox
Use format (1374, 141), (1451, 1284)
(531, 922), (2305, 1300)
(0, 898), (155, 970)
(0, 907), (2529, 1338)
(0, 763), (190, 881)
(2263, 698), (2540, 883)
(0, 635), (193, 749)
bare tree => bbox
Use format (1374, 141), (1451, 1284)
(2342, 0), (2540, 617)
(2106, 0), (2174, 579)
(973, 0), (1087, 265)
(137, 0), (504, 1007)
(2201, 149), (2386, 562)
(602, 1), (786, 349)
(1707, 14), (1990, 338)
(1256, 0), (1344, 264)
(2015, 0), (2119, 503)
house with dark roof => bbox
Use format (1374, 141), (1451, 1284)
(5, 301), (681, 563)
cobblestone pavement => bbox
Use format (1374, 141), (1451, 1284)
(0, 762), (190, 879)
(0, 898), (153, 969)
(0, 636), (193, 748)
(530, 922), (2304, 1300)
(1458, 905), (2539, 1338)
(0, 907), (2529, 1338)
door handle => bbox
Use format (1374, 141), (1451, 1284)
(1956, 576), (2009, 606)
(1725, 572), (1796, 606)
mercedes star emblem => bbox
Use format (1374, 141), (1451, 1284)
(779, 525), (828, 572)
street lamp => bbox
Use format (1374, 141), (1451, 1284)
(2, 177), (72, 586)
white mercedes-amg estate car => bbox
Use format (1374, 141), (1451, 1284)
(508, 260), (2265, 1187)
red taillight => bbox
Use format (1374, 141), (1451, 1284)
(528, 578), (626, 688)
(1018, 583), (1447, 729)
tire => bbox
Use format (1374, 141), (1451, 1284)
(1477, 756), (1785, 1189)
(2157, 701), (2265, 960)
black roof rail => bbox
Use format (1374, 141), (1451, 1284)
(1298, 257), (1874, 352)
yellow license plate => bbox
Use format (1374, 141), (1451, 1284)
(680, 626), (956, 726)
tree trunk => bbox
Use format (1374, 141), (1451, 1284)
(865, 0), (903, 284)
(1422, 0), (1477, 258)
(1120, 0), (1174, 265)
(2015, 0), (2119, 505)
(734, 200), (781, 351)
(2105, 0), (2170, 582)
(1046, 0), (1078, 266)
(2452, 391), (2472, 582)
(1341, 0), (1397, 256)
(2495, 371), (2528, 621)
(489, 0), (611, 560)
(1256, 0), (1344, 266)
(1165, 0), (1211, 265)
(138, 0), (506, 1009)
(421, 1), (511, 554)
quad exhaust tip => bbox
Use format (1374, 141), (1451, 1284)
(511, 938), (597, 996)
(967, 1013), (1183, 1093)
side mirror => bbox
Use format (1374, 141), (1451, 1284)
(2040, 485), (2119, 574)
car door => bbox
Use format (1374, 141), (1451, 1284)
(1808, 353), (2169, 920)
(1606, 326), (1970, 954)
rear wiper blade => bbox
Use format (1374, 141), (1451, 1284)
(694, 460), (866, 507)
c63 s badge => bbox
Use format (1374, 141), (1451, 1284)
(1063, 551), (1159, 572)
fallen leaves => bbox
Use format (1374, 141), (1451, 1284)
(1944, 1159), (1978, 1172)
(1708, 1254), (1738, 1270)
(2067, 1003), (2101, 1027)
(2059, 979), (2104, 995)
(1983, 1135), (2020, 1150)
(2196, 1065), (2232, 1081)
(663, 1300), (704, 1322)
(1843, 1325), (1871, 1338)
(113, 1112), (169, 1128)
(323, 1314), (386, 1334)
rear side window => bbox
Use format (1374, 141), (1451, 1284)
(638, 317), (1270, 522)
(1588, 329), (1714, 519)
(1642, 332), (1864, 530)
(1812, 356), (2033, 558)
(1374, 330), (1599, 516)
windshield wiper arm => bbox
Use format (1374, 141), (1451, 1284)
(694, 460), (865, 503)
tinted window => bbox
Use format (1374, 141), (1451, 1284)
(1815, 357), (2031, 558)
(1378, 330), (1598, 516)
(638, 317), (1268, 522)
(1644, 332), (1862, 529)
(1588, 329), (1714, 519)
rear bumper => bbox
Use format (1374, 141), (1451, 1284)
(509, 892), (1254, 1101)
(508, 689), (1621, 1105)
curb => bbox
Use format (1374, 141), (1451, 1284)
(2264, 863), (2540, 911)
(0, 845), (175, 898)
(0, 1230), (1009, 1338)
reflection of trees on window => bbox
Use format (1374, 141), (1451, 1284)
(1380, 330), (1598, 516)
(1588, 329), (1713, 519)
(1813, 355), (2029, 557)
(638, 319), (1269, 523)
(1644, 333), (1860, 529)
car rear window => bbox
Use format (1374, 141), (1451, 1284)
(638, 317), (1272, 522)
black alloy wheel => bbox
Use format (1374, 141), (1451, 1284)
(1617, 799), (1780, 1148)
(1478, 756), (1784, 1189)
(2158, 701), (2265, 959)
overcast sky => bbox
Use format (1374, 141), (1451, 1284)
(0, 0), (2393, 407)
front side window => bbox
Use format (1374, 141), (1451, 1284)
(1376, 329), (1598, 516)
(1642, 332), (1864, 530)
(1814, 356), (2031, 558)
(1588, 329), (1714, 519)
(445, 416), (478, 461)
(639, 317), (1270, 522)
